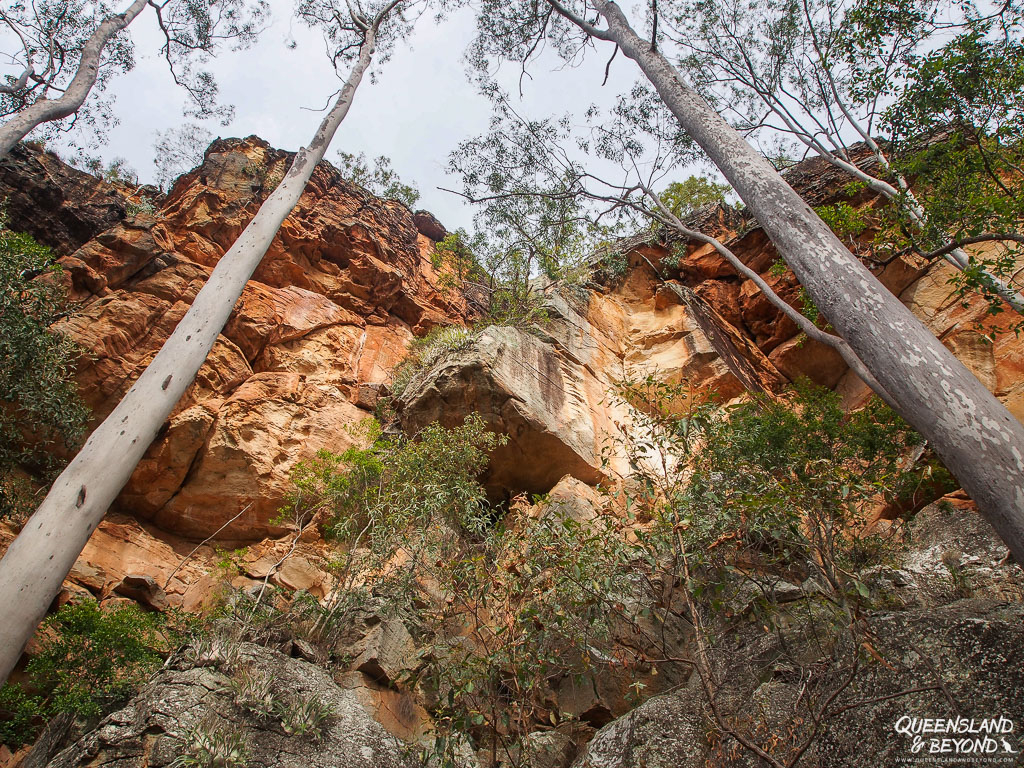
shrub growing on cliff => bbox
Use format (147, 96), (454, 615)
(282, 415), (639, 767)
(283, 414), (504, 634)
(421, 498), (638, 767)
(170, 716), (249, 768)
(0, 599), (168, 748)
(0, 223), (88, 522)
(609, 377), (950, 596)
(295, 412), (501, 545)
(604, 378), (954, 765)
(388, 325), (476, 400)
(653, 381), (947, 580)
(432, 230), (486, 291)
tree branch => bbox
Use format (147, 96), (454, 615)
(602, 43), (618, 85)
(916, 233), (1024, 263)
(637, 184), (900, 409)
(545, 0), (614, 41)
(0, 0), (150, 158)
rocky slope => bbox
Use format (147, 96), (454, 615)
(26, 495), (1024, 768)
(574, 497), (1024, 768)
(45, 643), (421, 768)
(1, 139), (1023, 768)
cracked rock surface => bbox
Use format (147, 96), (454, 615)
(46, 643), (419, 768)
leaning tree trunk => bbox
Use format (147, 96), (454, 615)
(579, 0), (1024, 559)
(0, 9), (396, 684)
(0, 0), (149, 159)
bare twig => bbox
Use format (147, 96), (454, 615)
(163, 503), (252, 590)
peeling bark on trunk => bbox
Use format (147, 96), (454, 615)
(0, 0), (149, 159)
(0, 9), (396, 684)
(580, 0), (1024, 561)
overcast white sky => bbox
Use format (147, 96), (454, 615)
(42, 1), (656, 232)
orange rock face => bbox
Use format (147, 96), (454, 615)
(3, 134), (1021, 606)
(634, 157), (1024, 421)
(52, 137), (470, 540)
(400, 148), (1023, 502)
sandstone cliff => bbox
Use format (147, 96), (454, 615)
(6, 136), (1020, 560)
(3, 137), (469, 543)
(1, 138), (1022, 768)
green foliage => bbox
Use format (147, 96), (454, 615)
(282, 414), (641, 765)
(612, 377), (947, 603)
(683, 385), (920, 564)
(433, 228), (561, 327)
(276, 696), (334, 739)
(0, 600), (168, 748)
(598, 377), (955, 762)
(170, 716), (249, 768)
(814, 201), (868, 238)
(941, 550), (973, 598)
(229, 665), (277, 719)
(767, 258), (788, 278)
(422, 500), (636, 765)
(671, 0), (1024, 325)
(423, 381), (940, 765)
(73, 156), (144, 190)
(0, 684), (42, 749)
(883, 27), (1024, 148)
(182, 629), (243, 671)
(0, 222), (89, 521)
(1, 0), (266, 151)
(288, 413), (501, 545)
(226, 661), (333, 740)
(241, 158), (287, 196)
(100, 157), (138, 186)
(213, 547), (248, 580)
(432, 230), (486, 293)
(448, 101), (618, 323)
(0, 1), (136, 149)
(388, 325), (476, 400)
(875, 25), (1024, 324)
(658, 175), (731, 219)
(842, 180), (869, 198)
(283, 414), (506, 653)
(126, 198), (157, 217)
(23, 600), (166, 718)
(482, 283), (553, 328)
(600, 248), (630, 281)
(796, 285), (820, 324)
(277, 377), (949, 766)
(335, 151), (420, 208)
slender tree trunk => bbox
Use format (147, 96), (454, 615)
(0, 10), (394, 684)
(572, 0), (1024, 560)
(0, 0), (150, 159)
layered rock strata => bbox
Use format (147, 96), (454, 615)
(3, 137), (470, 542)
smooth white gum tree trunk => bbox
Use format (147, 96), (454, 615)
(0, 0), (149, 159)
